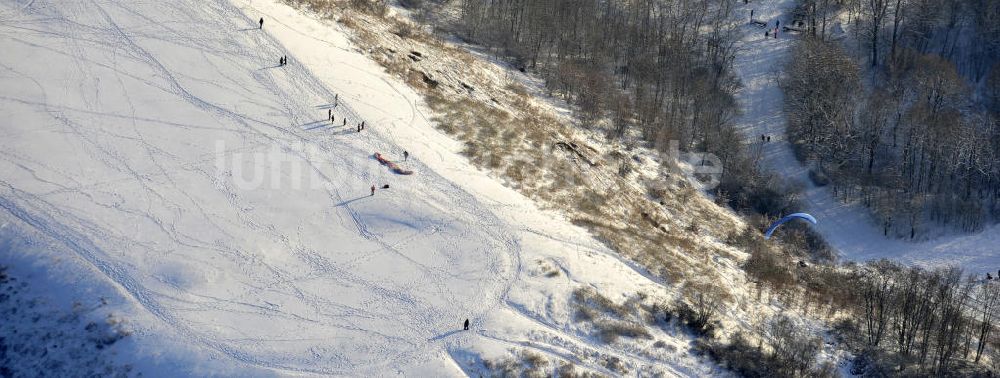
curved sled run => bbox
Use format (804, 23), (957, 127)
(374, 152), (414, 175)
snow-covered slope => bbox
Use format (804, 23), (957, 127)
(0, 0), (720, 375)
(731, 0), (1000, 275)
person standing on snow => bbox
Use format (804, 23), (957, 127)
(463, 319), (469, 331)
(259, 17), (264, 29)
(403, 151), (409, 161)
(370, 185), (376, 196)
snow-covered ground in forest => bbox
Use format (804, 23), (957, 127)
(731, 0), (999, 275)
(0, 0), (721, 375)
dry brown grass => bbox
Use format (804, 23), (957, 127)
(287, 0), (749, 313)
(571, 287), (654, 344)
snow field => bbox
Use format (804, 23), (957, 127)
(0, 0), (736, 375)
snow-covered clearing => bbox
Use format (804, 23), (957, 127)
(731, 0), (1000, 275)
(0, 0), (721, 375)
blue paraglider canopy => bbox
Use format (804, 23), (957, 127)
(764, 213), (817, 239)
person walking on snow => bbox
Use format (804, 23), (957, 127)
(463, 319), (469, 331)
(370, 185), (376, 196)
(403, 151), (409, 161)
(259, 17), (264, 29)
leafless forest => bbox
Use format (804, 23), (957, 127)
(785, 0), (1000, 238)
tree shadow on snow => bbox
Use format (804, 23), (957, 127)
(428, 329), (463, 341)
(301, 120), (330, 131)
(336, 195), (370, 207)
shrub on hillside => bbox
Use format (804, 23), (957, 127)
(348, 0), (387, 16)
(696, 329), (833, 378)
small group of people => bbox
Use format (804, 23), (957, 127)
(368, 151), (411, 195)
(257, 18), (290, 66)
(749, 10), (782, 39)
(761, 134), (772, 142)
(986, 270), (1000, 280)
(370, 184), (390, 196)
(766, 20), (780, 39)
(325, 95), (342, 123)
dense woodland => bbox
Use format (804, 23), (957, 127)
(452, 0), (796, 217)
(785, 0), (1000, 238)
(726, 233), (1000, 376)
(849, 262), (1000, 375)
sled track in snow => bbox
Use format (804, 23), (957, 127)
(0, 0), (523, 374)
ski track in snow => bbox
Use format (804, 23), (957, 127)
(0, 0), (519, 374)
(732, 0), (1000, 274)
(0, 0), (728, 375)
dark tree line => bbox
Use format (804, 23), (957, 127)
(784, 0), (1000, 237)
(849, 261), (1000, 375)
(458, 0), (741, 145)
(454, 0), (785, 212)
(738, 240), (1000, 375)
(798, 0), (1000, 81)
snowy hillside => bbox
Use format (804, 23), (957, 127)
(0, 0), (734, 375)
